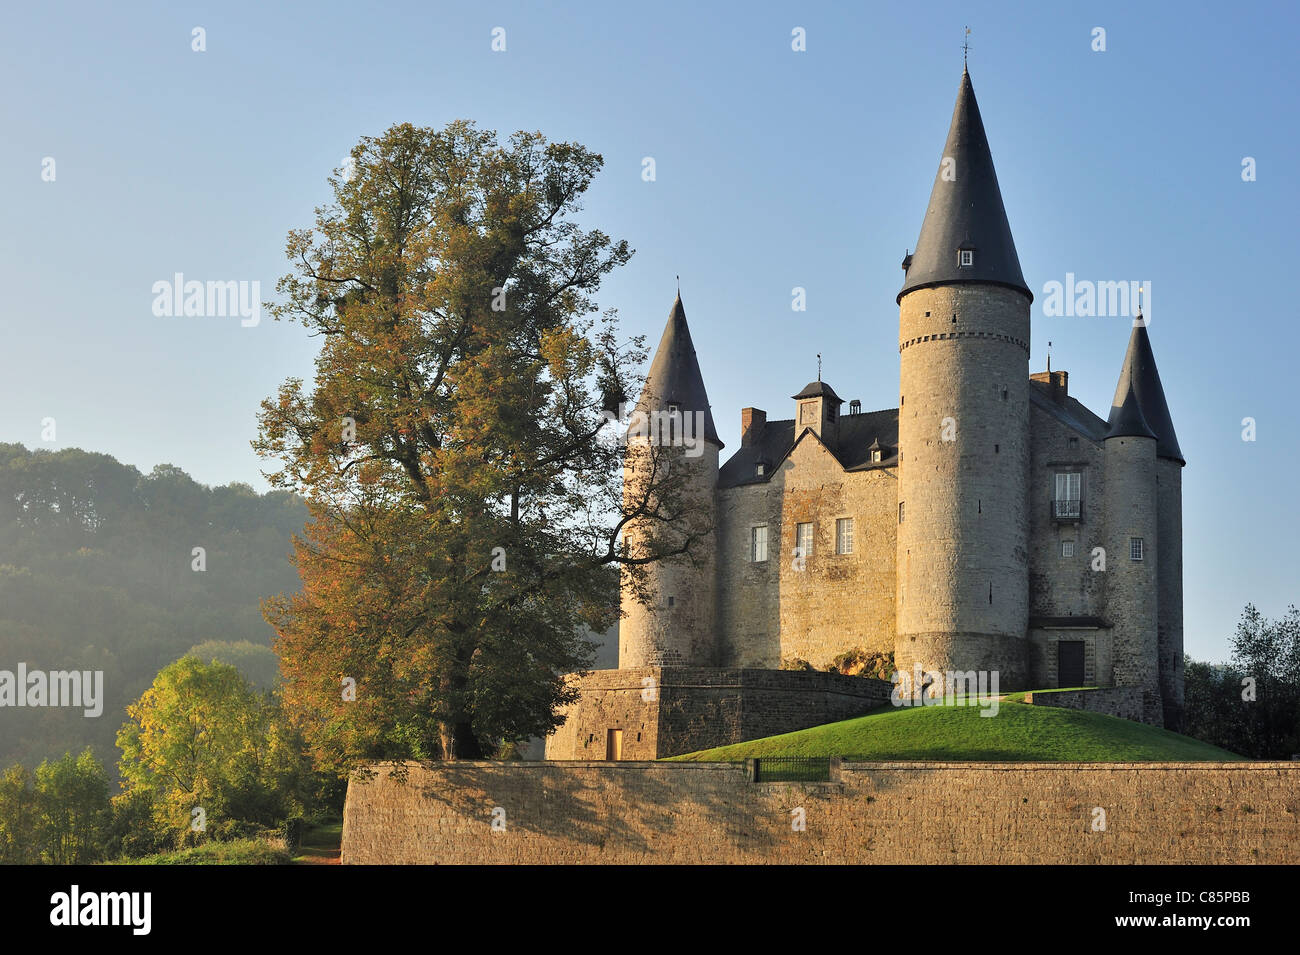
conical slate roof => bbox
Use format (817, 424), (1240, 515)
(638, 292), (722, 448)
(899, 68), (1031, 303)
(1106, 376), (1157, 442)
(1108, 319), (1183, 463)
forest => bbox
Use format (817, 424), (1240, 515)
(0, 442), (305, 775)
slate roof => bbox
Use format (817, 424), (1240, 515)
(1028, 381), (1108, 441)
(638, 292), (722, 448)
(899, 68), (1031, 303)
(718, 407), (899, 489)
(1106, 376), (1158, 442)
(1108, 320), (1184, 464)
(792, 380), (844, 402)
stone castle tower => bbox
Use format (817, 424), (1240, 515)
(618, 292), (722, 669)
(545, 67), (1185, 761)
(895, 65), (1033, 692)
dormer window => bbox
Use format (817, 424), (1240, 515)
(756, 463), (766, 477)
(959, 249), (974, 267)
(871, 448), (883, 463)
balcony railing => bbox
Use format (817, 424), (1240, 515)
(1052, 499), (1083, 522)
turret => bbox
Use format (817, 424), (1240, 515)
(895, 67), (1033, 693)
(619, 291), (722, 668)
(1108, 315), (1183, 727)
(1103, 345), (1162, 725)
(792, 379), (843, 448)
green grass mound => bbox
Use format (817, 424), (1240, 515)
(113, 838), (291, 865)
(667, 698), (1244, 762)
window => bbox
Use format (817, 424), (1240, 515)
(959, 250), (974, 267)
(1053, 472), (1082, 520)
(1130, 537), (1144, 561)
(751, 525), (768, 562)
(1055, 472), (1081, 500)
(667, 595), (675, 607)
(836, 518), (854, 555)
(796, 522), (814, 558)
(800, 402), (816, 424)
(1061, 540), (1075, 558)
(755, 463), (765, 477)
(871, 448), (883, 463)
(898, 501), (905, 523)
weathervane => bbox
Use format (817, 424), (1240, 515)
(817, 353), (822, 381)
(963, 26), (971, 68)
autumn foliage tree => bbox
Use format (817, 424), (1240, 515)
(256, 122), (707, 768)
(116, 658), (310, 845)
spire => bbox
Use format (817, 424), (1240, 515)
(639, 291), (722, 448)
(1108, 320), (1183, 463)
(898, 69), (1031, 303)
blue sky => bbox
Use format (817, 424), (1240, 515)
(2, 0), (1296, 661)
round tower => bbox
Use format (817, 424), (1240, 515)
(619, 292), (721, 668)
(1103, 371), (1162, 725)
(1107, 315), (1181, 727)
(894, 68), (1033, 692)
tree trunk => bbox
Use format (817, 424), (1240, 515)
(438, 720), (483, 760)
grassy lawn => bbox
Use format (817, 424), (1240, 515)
(293, 819), (343, 865)
(113, 838), (291, 865)
(666, 697), (1244, 762)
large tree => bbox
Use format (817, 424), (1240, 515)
(256, 122), (705, 768)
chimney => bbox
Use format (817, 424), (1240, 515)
(741, 408), (766, 446)
(1030, 369), (1068, 403)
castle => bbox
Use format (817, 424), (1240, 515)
(545, 67), (1184, 761)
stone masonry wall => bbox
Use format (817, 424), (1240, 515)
(1027, 403), (1107, 622)
(620, 442), (719, 668)
(343, 760), (1300, 864)
(1156, 457), (1185, 730)
(1104, 434), (1162, 725)
(544, 667), (892, 760)
(715, 438), (897, 669)
(1025, 686), (1145, 723)
(896, 284), (1032, 689)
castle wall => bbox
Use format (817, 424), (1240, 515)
(1104, 434), (1162, 725)
(1027, 626), (1113, 688)
(544, 667), (891, 760)
(343, 760), (1300, 864)
(1156, 457), (1185, 730)
(895, 284), (1032, 688)
(716, 437), (897, 669)
(1024, 686), (1145, 723)
(619, 442), (719, 667)
(1027, 405), (1107, 621)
